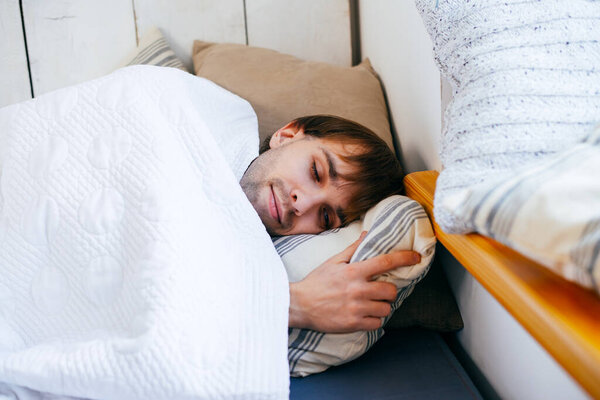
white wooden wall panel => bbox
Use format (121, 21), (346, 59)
(22, 0), (136, 96)
(359, 0), (442, 173)
(245, 0), (352, 66)
(0, 1), (31, 107)
(442, 251), (589, 400)
(133, 0), (246, 72)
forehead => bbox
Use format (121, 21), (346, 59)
(305, 137), (363, 175)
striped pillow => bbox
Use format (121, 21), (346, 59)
(440, 125), (600, 294)
(124, 27), (187, 72)
(414, 0), (600, 233)
(274, 195), (436, 377)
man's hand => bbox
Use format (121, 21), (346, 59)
(288, 231), (421, 333)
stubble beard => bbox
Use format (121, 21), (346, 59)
(240, 151), (289, 236)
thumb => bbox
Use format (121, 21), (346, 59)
(332, 231), (367, 263)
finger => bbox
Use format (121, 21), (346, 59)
(365, 300), (392, 318)
(364, 281), (397, 302)
(331, 230), (367, 263)
(360, 317), (384, 331)
(360, 250), (421, 278)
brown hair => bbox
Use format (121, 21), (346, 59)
(260, 115), (404, 224)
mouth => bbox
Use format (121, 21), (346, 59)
(269, 185), (282, 224)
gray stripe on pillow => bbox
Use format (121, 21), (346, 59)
(493, 153), (580, 235)
(156, 54), (179, 66)
(128, 37), (186, 70)
(273, 203), (407, 258)
(466, 144), (585, 239)
(137, 46), (173, 65)
(365, 206), (427, 261)
(273, 234), (315, 256)
(274, 227), (345, 257)
(570, 218), (600, 292)
(289, 330), (325, 374)
(353, 202), (426, 262)
(288, 329), (310, 358)
(350, 199), (411, 261)
(288, 331), (307, 368)
(128, 39), (164, 65)
(364, 279), (420, 351)
(163, 58), (183, 68)
(488, 150), (585, 238)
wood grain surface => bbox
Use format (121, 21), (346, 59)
(405, 170), (600, 400)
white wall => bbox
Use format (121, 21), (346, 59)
(359, 1), (590, 399)
(1, 0), (351, 108)
(245, 0), (352, 67)
(358, 0), (441, 173)
(0, 1), (31, 107)
(441, 250), (589, 400)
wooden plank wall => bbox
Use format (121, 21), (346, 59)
(1, 0), (352, 108)
(0, 1), (31, 107)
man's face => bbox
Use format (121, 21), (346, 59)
(240, 124), (358, 236)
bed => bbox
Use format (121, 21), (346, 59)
(2, 1), (598, 399)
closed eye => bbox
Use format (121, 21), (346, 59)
(323, 207), (331, 230)
(312, 161), (320, 182)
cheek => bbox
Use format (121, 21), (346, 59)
(289, 213), (321, 235)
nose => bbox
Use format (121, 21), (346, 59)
(290, 187), (324, 216)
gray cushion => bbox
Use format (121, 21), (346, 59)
(386, 251), (463, 332)
(290, 328), (482, 400)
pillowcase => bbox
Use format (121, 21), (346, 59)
(122, 27), (188, 72)
(441, 125), (600, 294)
(273, 195), (437, 376)
(191, 40), (394, 149)
(414, 0), (600, 233)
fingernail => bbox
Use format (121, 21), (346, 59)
(413, 253), (421, 263)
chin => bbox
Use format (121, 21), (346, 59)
(263, 221), (280, 237)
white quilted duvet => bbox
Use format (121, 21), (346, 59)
(0, 66), (290, 399)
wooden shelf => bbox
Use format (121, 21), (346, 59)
(405, 170), (600, 400)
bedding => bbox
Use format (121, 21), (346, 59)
(415, 0), (600, 291)
(441, 126), (600, 293)
(0, 65), (289, 399)
(274, 195), (436, 376)
(415, 0), (600, 232)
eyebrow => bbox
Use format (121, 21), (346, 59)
(336, 206), (347, 226)
(320, 147), (347, 225)
(320, 147), (338, 181)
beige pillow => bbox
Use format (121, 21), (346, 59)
(192, 40), (393, 148)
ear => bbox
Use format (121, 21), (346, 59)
(269, 122), (305, 149)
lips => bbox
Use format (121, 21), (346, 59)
(269, 185), (281, 224)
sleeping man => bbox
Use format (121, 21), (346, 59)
(240, 114), (421, 333)
(0, 67), (422, 396)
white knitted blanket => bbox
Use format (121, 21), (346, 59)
(0, 66), (290, 399)
(415, 0), (600, 233)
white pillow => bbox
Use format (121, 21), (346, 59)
(414, 0), (600, 233)
(441, 125), (600, 294)
(273, 195), (436, 376)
